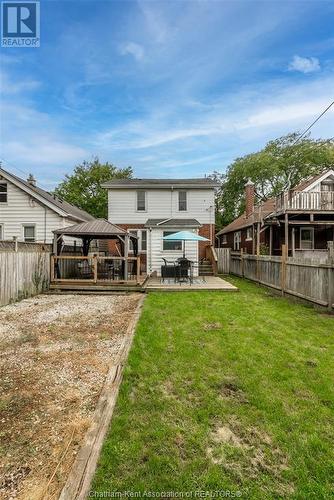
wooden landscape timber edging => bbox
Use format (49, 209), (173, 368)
(230, 243), (334, 311)
(58, 294), (146, 500)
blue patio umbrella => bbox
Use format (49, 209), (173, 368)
(163, 230), (209, 258)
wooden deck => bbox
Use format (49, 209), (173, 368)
(144, 276), (238, 292)
(49, 276), (148, 293)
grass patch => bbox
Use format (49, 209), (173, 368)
(92, 277), (334, 498)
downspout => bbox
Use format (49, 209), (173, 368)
(149, 228), (152, 273)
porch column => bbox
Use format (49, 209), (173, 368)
(269, 226), (273, 256)
(256, 222), (260, 256)
(292, 227), (295, 257)
(285, 213), (289, 256)
(124, 233), (129, 281)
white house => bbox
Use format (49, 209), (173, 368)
(0, 167), (94, 244)
(102, 178), (218, 275)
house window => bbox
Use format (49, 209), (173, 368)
(222, 234), (227, 245)
(141, 230), (147, 251)
(0, 182), (7, 203)
(136, 191), (146, 211)
(178, 191), (187, 211)
(246, 227), (253, 241)
(163, 231), (182, 251)
(0, 224), (3, 240)
(300, 227), (314, 250)
(129, 229), (147, 252)
(234, 231), (241, 251)
(23, 225), (35, 242)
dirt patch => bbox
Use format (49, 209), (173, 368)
(203, 322), (222, 331)
(219, 378), (249, 404)
(207, 419), (291, 493)
(0, 293), (142, 500)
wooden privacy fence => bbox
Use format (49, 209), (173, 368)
(0, 247), (50, 306)
(230, 244), (334, 311)
(215, 247), (230, 274)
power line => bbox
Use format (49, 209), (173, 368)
(0, 157), (53, 192)
(292, 100), (334, 146)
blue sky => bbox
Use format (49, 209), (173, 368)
(1, 0), (334, 188)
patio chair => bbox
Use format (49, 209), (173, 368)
(161, 258), (177, 283)
(175, 258), (193, 285)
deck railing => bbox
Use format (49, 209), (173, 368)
(276, 191), (334, 211)
(51, 255), (141, 284)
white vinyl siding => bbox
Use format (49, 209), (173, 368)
(0, 180), (80, 243)
(148, 228), (198, 276)
(108, 188), (215, 224)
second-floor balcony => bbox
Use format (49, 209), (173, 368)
(276, 191), (334, 212)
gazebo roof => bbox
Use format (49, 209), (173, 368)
(53, 219), (137, 239)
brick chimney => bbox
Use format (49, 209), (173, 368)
(245, 179), (255, 218)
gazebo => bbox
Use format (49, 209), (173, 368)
(51, 219), (140, 285)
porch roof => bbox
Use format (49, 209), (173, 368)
(53, 219), (137, 239)
(144, 218), (201, 228)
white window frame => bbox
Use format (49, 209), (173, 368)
(246, 227), (253, 241)
(129, 229), (147, 253)
(136, 191), (147, 212)
(162, 231), (183, 252)
(178, 190), (187, 211)
(222, 234), (227, 245)
(0, 224), (3, 240)
(0, 182), (8, 203)
(22, 224), (36, 242)
(300, 227), (314, 250)
(234, 231), (241, 251)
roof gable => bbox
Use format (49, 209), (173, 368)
(0, 168), (94, 222)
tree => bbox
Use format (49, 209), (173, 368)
(213, 133), (334, 229)
(54, 158), (133, 218)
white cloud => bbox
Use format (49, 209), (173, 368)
(0, 70), (41, 95)
(119, 42), (145, 61)
(288, 55), (320, 74)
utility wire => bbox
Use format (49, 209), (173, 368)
(291, 100), (334, 146)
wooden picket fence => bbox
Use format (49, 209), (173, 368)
(230, 244), (334, 311)
(215, 247), (230, 274)
(0, 242), (50, 306)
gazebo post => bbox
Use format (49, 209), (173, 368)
(124, 233), (129, 281)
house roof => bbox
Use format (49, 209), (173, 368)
(53, 219), (135, 238)
(0, 167), (94, 222)
(102, 178), (219, 189)
(292, 168), (334, 192)
(216, 198), (276, 236)
(144, 218), (201, 228)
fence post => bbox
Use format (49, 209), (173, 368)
(281, 244), (287, 295)
(93, 255), (98, 283)
(240, 248), (244, 277)
(137, 256), (140, 284)
(328, 241), (334, 311)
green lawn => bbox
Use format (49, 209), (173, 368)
(92, 277), (334, 499)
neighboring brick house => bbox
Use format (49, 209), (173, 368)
(101, 178), (218, 275)
(216, 169), (334, 258)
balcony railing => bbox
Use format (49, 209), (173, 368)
(276, 191), (334, 212)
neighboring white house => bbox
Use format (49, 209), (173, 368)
(102, 178), (218, 275)
(0, 167), (94, 244)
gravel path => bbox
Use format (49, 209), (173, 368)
(0, 293), (142, 500)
